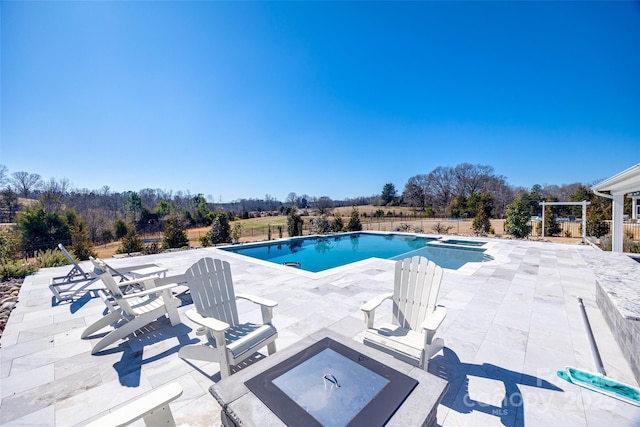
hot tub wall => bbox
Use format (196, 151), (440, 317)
(596, 283), (640, 384)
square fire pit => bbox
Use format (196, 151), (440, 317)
(210, 329), (448, 427)
(245, 337), (418, 426)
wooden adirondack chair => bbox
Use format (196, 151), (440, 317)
(81, 258), (181, 354)
(178, 258), (278, 379)
(361, 256), (446, 370)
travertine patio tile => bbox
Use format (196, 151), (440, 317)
(55, 375), (153, 426)
(4, 314), (55, 334)
(483, 324), (528, 351)
(144, 351), (200, 388)
(473, 339), (526, 375)
(0, 367), (101, 424)
(17, 318), (86, 343)
(1, 362), (54, 398)
(518, 385), (587, 427)
(12, 337), (91, 374)
(0, 332), (19, 350)
(1, 403), (55, 427)
(327, 311), (365, 338)
(454, 305), (498, 332)
(3, 310), (24, 329)
(443, 330), (485, 365)
(54, 349), (102, 381)
(269, 327), (302, 352)
(173, 392), (222, 427)
(493, 302), (533, 332)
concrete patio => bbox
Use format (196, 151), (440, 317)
(1, 238), (639, 426)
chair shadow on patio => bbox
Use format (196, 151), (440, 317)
(429, 347), (563, 427)
(67, 289), (103, 313)
(94, 318), (198, 387)
(181, 350), (270, 383)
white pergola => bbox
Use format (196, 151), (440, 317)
(591, 163), (640, 253)
(539, 200), (590, 242)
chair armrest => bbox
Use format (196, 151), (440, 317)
(236, 293), (278, 324)
(184, 309), (229, 333)
(421, 305), (446, 332)
(85, 382), (183, 427)
(360, 292), (393, 313)
(120, 282), (178, 299)
(360, 292), (393, 329)
(236, 293), (278, 308)
(154, 273), (187, 287)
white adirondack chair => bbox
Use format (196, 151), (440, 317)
(85, 382), (183, 427)
(81, 258), (181, 354)
(361, 256), (446, 370)
(178, 257), (278, 379)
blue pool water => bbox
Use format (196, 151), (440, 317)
(222, 233), (492, 272)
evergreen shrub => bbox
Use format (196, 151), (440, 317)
(35, 248), (68, 268)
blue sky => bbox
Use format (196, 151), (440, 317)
(2, 1), (639, 202)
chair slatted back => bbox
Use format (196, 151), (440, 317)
(186, 258), (240, 327)
(90, 257), (136, 316)
(392, 256), (443, 331)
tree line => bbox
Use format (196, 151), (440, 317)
(0, 161), (623, 265)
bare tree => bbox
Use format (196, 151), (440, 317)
(139, 188), (161, 208)
(402, 174), (431, 211)
(41, 177), (71, 194)
(264, 194), (280, 211)
(485, 176), (514, 218)
(454, 163), (495, 197)
(173, 190), (190, 213)
(11, 171), (42, 198)
(426, 166), (456, 216)
(156, 188), (172, 200)
(84, 208), (111, 242)
(38, 178), (72, 213)
(542, 183), (583, 202)
(315, 196), (334, 215)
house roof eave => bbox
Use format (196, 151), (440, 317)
(591, 163), (640, 195)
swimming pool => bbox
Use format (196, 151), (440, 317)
(221, 232), (493, 272)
